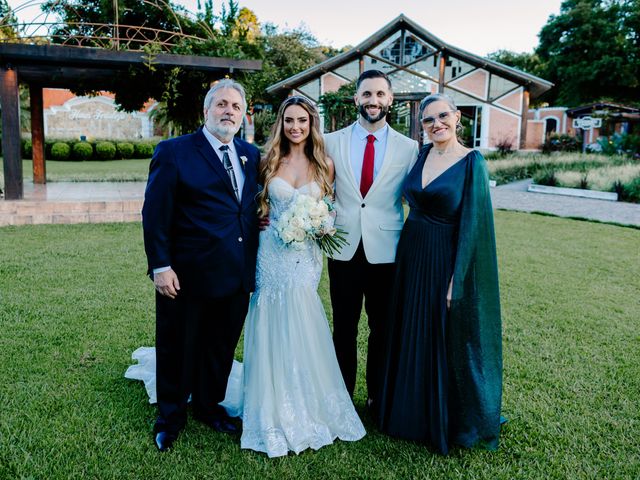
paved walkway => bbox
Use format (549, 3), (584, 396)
(22, 181), (145, 201)
(2, 180), (640, 227)
(492, 179), (640, 227)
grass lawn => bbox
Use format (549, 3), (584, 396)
(0, 212), (638, 479)
(0, 158), (151, 185)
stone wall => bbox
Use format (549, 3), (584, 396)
(44, 95), (154, 140)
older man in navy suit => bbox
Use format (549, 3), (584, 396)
(142, 79), (261, 451)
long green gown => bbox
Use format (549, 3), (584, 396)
(377, 145), (502, 455)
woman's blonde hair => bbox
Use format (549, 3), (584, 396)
(257, 96), (333, 217)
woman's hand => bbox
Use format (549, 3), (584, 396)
(258, 216), (270, 231)
(447, 277), (453, 310)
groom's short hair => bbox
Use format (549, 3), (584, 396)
(356, 70), (392, 90)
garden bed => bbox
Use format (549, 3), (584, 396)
(488, 153), (640, 202)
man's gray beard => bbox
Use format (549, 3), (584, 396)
(206, 122), (239, 142)
(358, 104), (389, 123)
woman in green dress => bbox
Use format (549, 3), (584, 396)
(377, 93), (502, 455)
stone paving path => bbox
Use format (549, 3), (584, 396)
(492, 179), (640, 227)
(2, 180), (640, 227)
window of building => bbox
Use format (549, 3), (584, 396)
(334, 61), (360, 82)
(297, 79), (320, 101)
(403, 33), (436, 65)
(489, 75), (519, 100)
(370, 31), (402, 65)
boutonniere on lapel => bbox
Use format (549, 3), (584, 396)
(240, 156), (248, 170)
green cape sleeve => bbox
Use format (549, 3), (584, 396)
(448, 150), (503, 449)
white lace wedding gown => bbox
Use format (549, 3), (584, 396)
(126, 177), (365, 457)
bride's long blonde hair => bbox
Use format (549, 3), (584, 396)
(257, 96), (333, 217)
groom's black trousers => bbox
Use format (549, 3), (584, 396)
(328, 241), (396, 402)
(154, 290), (249, 434)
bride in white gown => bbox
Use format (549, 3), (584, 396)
(127, 96), (365, 457)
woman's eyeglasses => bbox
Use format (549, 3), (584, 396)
(421, 110), (455, 128)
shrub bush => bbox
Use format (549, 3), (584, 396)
(597, 132), (640, 157)
(116, 142), (135, 159)
(533, 168), (558, 186)
(72, 141), (94, 160)
(253, 110), (278, 146)
(494, 136), (515, 157)
(51, 142), (71, 160)
(22, 139), (33, 159)
(542, 134), (581, 154)
(621, 176), (640, 202)
(134, 142), (155, 158)
(44, 139), (56, 159)
(95, 141), (117, 160)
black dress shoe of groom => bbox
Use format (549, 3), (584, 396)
(195, 415), (240, 434)
(155, 431), (178, 452)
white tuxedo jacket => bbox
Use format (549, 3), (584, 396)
(324, 123), (419, 263)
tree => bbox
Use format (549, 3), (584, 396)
(535, 0), (639, 106)
(0, 0), (17, 40)
(486, 50), (543, 77)
(239, 24), (329, 107)
(38, 0), (263, 133)
(18, 1), (331, 132)
(318, 82), (356, 132)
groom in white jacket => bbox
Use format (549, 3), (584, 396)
(324, 70), (419, 407)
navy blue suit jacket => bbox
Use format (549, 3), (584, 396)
(142, 127), (261, 298)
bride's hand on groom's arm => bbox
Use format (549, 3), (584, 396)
(258, 216), (270, 231)
(154, 269), (181, 299)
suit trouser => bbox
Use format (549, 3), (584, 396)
(154, 290), (249, 434)
(328, 241), (396, 402)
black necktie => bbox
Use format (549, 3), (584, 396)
(219, 145), (239, 200)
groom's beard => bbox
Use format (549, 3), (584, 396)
(358, 103), (389, 123)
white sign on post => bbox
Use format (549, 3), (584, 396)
(572, 116), (602, 130)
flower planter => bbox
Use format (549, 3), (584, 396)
(527, 184), (618, 201)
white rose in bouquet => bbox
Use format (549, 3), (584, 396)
(273, 193), (349, 255)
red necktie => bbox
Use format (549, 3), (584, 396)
(360, 134), (375, 197)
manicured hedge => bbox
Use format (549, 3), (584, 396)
(134, 142), (155, 158)
(116, 142), (135, 159)
(51, 142), (71, 160)
(72, 142), (94, 161)
(20, 138), (160, 161)
(22, 139), (33, 159)
(95, 141), (117, 160)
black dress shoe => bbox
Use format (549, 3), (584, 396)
(155, 431), (177, 452)
(195, 415), (240, 434)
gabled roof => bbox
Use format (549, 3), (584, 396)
(566, 102), (640, 118)
(267, 14), (553, 98)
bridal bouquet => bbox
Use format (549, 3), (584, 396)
(274, 194), (348, 255)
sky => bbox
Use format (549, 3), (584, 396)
(8, 0), (564, 56)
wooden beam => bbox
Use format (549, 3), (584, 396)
(0, 43), (262, 72)
(410, 100), (421, 143)
(519, 88), (530, 149)
(0, 65), (22, 200)
(438, 53), (446, 93)
(30, 84), (46, 184)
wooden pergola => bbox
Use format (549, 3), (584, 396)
(0, 43), (261, 200)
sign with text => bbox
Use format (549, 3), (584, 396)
(572, 116), (602, 130)
(44, 96), (153, 139)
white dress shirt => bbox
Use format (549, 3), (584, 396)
(349, 122), (389, 187)
(202, 126), (245, 199)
